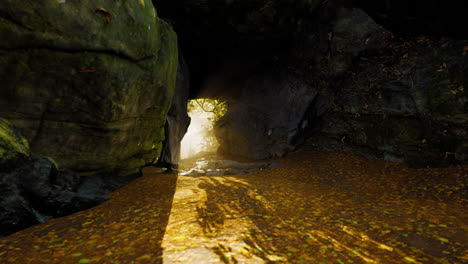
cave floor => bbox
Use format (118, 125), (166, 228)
(0, 150), (466, 264)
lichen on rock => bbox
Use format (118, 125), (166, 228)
(0, 118), (141, 237)
(0, 118), (30, 168)
(0, 0), (178, 175)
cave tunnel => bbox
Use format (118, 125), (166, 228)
(0, 0), (467, 263)
(180, 99), (227, 161)
(157, 0), (468, 169)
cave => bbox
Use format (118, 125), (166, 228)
(0, 0), (466, 263)
(180, 99), (224, 160)
(155, 0), (467, 167)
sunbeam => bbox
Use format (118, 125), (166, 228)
(180, 99), (227, 160)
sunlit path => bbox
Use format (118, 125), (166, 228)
(0, 151), (466, 263)
(162, 176), (266, 264)
(162, 151), (467, 263)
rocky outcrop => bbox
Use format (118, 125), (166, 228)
(303, 8), (468, 167)
(214, 73), (320, 159)
(0, 119), (138, 237)
(0, 0), (178, 176)
(0, 118), (36, 236)
(169, 2), (467, 166)
(158, 55), (191, 168)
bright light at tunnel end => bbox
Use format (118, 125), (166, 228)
(180, 99), (227, 160)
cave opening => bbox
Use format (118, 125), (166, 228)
(180, 99), (227, 160)
(0, 1), (467, 262)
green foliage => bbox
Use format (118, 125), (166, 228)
(182, 99), (228, 156)
(188, 99), (227, 125)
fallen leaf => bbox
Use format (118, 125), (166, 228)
(437, 237), (449, 243)
(404, 256), (418, 263)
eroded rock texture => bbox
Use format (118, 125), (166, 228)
(0, 119), (141, 237)
(215, 74), (320, 159)
(157, 1), (467, 166)
(0, 0), (178, 175)
(158, 55), (191, 168)
(303, 8), (468, 167)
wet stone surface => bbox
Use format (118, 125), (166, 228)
(178, 154), (281, 176)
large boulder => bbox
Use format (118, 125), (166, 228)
(0, 119), (35, 235)
(206, 6), (468, 167)
(214, 73), (319, 159)
(303, 8), (468, 167)
(158, 54), (191, 168)
(0, 118), (138, 237)
(0, 0), (178, 175)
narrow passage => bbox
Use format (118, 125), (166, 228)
(1, 151), (466, 264)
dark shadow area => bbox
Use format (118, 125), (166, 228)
(0, 170), (178, 264)
(356, 0), (468, 39)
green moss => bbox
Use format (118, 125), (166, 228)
(0, 118), (30, 164)
(0, 1), (179, 177)
(157, 20), (179, 95)
(0, 148), (6, 157)
(138, 20), (178, 168)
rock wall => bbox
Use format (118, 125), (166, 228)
(1, 119), (139, 237)
(158, 54), (191, 168)
(0, 0), (178, 176)
(214, 73), (319, 159)
(303, 8), (468, 167)
(159, 1), (467, 166)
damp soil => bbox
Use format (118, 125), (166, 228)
(0, 150), (466, 264)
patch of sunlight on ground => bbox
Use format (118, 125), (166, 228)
(159, 150), (468, 263)
(162, 176), (276, 263)
(161, 176), (400, 264)
(180, 99), (227, 160)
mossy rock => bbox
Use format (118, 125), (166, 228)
(0, 1), (178, 175)
(0, 118), (30, 168)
